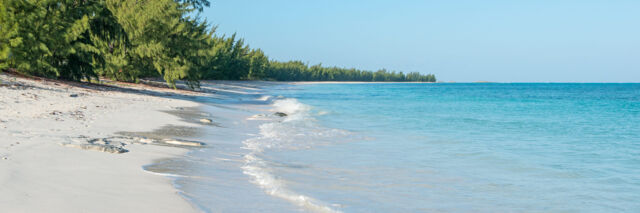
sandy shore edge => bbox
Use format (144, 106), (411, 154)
(0, 73), (205, 212)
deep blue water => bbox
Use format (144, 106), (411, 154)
(251, 83), (640, 212)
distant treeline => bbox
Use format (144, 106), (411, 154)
(0, 0), (436, 88)
(267, 61), (436, 82)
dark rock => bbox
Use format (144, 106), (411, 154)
(62, 143), (128, 154)
(274, 112), (288, 117)
(69, 94), (78, 97)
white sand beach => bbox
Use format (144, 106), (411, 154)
(0, 73), (204, 212)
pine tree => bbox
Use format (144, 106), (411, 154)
(0, 0), (17, 70)
(2, 0), (435, 85)
(2, 0), (103, 80)
(104, 0), (212, 88)
(247, 49), (268, 80)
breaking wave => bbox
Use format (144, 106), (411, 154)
(242, 98), (348, 213)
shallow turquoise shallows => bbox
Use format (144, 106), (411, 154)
(261, 83), (640, 212)
(162, 83), (640, 212)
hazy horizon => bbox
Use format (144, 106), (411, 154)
(203, 0), (639, 83)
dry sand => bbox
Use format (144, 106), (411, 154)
(0, 73), (206, 212)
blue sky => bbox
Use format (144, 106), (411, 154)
(202, 0), (639, 82)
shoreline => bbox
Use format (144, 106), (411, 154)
(142, 81), (319, 212)
(0, 73), (208, 212)
(289, 81), (437, 84)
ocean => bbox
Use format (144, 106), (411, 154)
(149, 83), (640, 212)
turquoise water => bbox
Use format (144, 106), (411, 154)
(167, 83), (640, 212)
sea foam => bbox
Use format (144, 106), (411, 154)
(242, 98), (346, 213)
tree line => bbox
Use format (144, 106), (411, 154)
(0, 0), (436, 88)
(267, 61), (436, 82)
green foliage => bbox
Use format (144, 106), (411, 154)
(198, 32), (436, 82)
(1, 0), (213, 87)
(88, 1), (135, 82)
(1, 0), (103, 80)
(0, 0), (16, 70)
(175, 0), (210, 12)
(101, 0), (213, 88)
(247, 49), (268, 80)
(262, 61), (436, 82)
(202, 34), (250, 80)
(1, 0), (435, 86)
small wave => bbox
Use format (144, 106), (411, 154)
(241, 98), (347, 213)
(256, 95), (272, 101)
(213, 157), (244, 163)
(272, 98), (310, 116)
(242, 154), (341, 213)
(246, 114), (269, 120)
(143, 169), (189, 178)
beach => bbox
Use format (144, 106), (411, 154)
(0, 73), (203, 212)
(2, 73), (639, 213)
